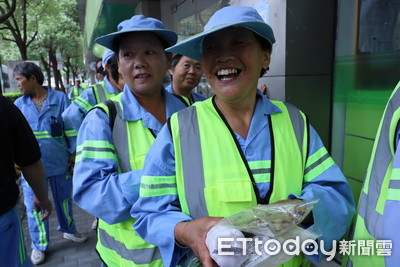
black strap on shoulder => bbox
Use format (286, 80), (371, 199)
(172, 93), (190, 107)
(91, 86), (98, 103)
(103, 100), (117, 129)
(211, 97), (262, 204)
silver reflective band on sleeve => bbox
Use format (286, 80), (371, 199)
(111, 101), (132, 173)
(178, 107), (209, 219)
(95, 83), (107, 103)
(251, 168), (271, 175)
(389, 179), (400, 189)
(98, 228), (161, 264)
(304, 153), (330, 175)
(358, 86), (400, 238)
(140, 183), (176, 190)
(78, 147), (116, 153)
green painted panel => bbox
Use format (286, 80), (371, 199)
(83, 3), (136, 53)
(342, 135), (374, 183)
(347, 178), (363, 204)
(334, 52), (400, 104)
(85, 0), (102, 49)
(345, 102), (385, 139)
(333, 52), (400, 201)
(91, 4), (136, 49)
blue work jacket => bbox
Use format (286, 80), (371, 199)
(14, 87), (77, 177)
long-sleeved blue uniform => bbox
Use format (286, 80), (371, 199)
(131, 92), (355, 266)
(14, 88), (76, 176)
(73, 86), (188, 224)
(14, 87), (78, 252)
(62, 77), (119, 133)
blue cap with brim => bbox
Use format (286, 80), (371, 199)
(95, 15), (178, 50)
(102, 49), (115, 68)
(166, 6), (275, 61)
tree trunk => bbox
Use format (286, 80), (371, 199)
(40, 55), (51, 88)
(49, 51), (64, 91)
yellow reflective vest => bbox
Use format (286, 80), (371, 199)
(347, 81), (400, 267)
(95, 94), (162, 267)
(170, 98), (310, 267)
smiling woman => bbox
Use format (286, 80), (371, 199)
(131, 6), (355, 267)
(72, 14), (191, 267)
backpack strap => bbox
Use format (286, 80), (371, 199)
(172, 94), (191, 107)
(97, 100), (117, 131)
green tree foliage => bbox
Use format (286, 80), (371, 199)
(0, 0), (39, 60)
(0, 0), (84, 91)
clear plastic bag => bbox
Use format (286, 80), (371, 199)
(217, 199), (318, 237)
(205, 199), (321, 267)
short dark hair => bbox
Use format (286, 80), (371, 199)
(96, 60), (105, 75)
(170, 53), (183, 71)
(254, 33), (273, 77)
(13, 62), (44, 85)
(108, 53), (120, 83)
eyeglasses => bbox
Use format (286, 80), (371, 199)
(96, 66), (104, 74)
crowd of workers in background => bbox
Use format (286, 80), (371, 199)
(1, 4), (399, 267)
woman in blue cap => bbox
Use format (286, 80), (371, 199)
(132, 6), (355, 267)
(62, 49), (123, 133)
(72, 15), (190, 266)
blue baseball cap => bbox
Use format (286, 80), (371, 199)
(102, 49), (115, 68)
(166, 6), (275, 61)
(95, 15), (178, 50)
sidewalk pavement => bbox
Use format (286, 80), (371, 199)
(18, 188), (102, 267)
(16, 183), (341, 267)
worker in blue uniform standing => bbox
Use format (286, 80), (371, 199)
(72, 15), (190, 266)
(68, 79), (84, 101)
(13, 62), (87, 265)
(131, 6), (355, 267)
(63, 49), (124, 231)
(62, 49), (123, 132)
(166, 53), (206, 103)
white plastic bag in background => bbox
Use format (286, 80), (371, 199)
(205, 225), (248, 267)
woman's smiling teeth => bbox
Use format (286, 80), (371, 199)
(136, 74), (150, 78)
(216, 68), (240, 81)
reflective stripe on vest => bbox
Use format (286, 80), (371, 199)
(98, 227), (162, 265)
(348, 82), (400, 267)
(72, 86), (82, 101)
(93, 81), (117, 104)
(172, 98), (308, 219)
(95, 94), (161, 266)
(357, 81), (400, 239)
(112, 100), (131, 173)
(172, 98), (309, 267)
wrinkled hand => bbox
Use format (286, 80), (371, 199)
(33, 197), (52, 221)
(175, 216), (223, 267)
